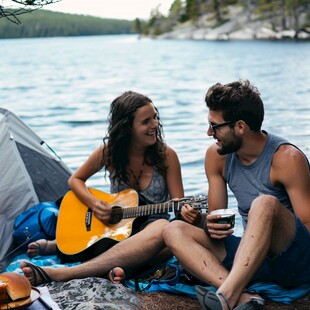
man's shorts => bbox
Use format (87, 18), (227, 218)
(222, 215), (310, 287)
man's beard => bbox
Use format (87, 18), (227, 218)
(217, 134), (242, 155)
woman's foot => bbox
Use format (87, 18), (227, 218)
(108, 267), (125, 284)
(20, 261), (54, 286)
(27, 239), (57, 258)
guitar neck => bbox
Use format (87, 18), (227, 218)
(122, 201), (175, 219)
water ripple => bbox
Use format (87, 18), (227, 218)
(1, 36), (309, 228)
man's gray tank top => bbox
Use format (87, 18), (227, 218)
(224, 131), (293, 228)
(110, 168), (169, 204)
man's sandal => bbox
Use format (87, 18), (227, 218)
(195, 286), (230, 310)
(195, 285), (264, 310)
(22, 261), (52, 286)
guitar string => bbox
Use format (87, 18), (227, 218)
(110, 200), (207, 216)
(109, 198), (207, 213)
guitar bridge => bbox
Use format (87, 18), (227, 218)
(85, 208), (92, 231)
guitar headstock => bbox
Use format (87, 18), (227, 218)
(177, 195), (208, 210)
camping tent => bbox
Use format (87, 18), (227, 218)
(0, 108), (72, 271)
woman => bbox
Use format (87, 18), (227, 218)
(22, 91), (200, 285)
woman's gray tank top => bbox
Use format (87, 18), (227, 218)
(110, 169), (169, 204)
(224, 131), (293, 228)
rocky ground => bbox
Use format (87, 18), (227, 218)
(157, 5), (310, 41)
(138, 292), (310, 309)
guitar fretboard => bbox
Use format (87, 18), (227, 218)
(122, 202), (174, 218)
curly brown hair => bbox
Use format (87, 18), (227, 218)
(102, 91), (167, 183)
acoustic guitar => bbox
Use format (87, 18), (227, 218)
(56, 188), (208, 262)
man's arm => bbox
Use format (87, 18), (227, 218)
(205, 143), (228, 213)
(204, 144), (235, 238)
(271, 144), (310, 232)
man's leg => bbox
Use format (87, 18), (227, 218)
(21, 219), (170, 285)
(163, 220), (228, 287)
(219, 195), (296, 308)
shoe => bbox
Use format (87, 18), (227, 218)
(21, 261), (52, 286)
(195, 285), (231, 310)
(195, 285), (264, 310)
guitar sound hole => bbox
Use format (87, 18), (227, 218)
(109, 206), (123, 224)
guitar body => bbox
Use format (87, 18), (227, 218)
(56, 188), (139, 262)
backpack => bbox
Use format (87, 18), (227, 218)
(125, 259), (198, 297)
(13, 202), (59, 249)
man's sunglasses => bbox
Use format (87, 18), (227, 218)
(208, 120), (236, 132)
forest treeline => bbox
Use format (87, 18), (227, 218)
(135, 0), (310, 36)
(0, 10), (134, 39)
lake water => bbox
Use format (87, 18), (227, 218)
(1, 35), (310, 235)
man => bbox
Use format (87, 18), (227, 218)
(163, 80), (310, 310)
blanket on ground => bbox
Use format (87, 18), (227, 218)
(6, 253), (310, 305)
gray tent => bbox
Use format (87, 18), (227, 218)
(0, 108), (71, 271)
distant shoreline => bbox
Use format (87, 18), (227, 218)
(144, 4), (310, 42)
(155, 28), (310, 41)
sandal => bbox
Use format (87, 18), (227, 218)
(196, 285), (264, 310)
(195, 286), (231, 310)
(21, 261), (52, 286)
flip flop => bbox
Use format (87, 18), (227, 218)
(195, 285), (231, 310)
(22, 261), (52, 286)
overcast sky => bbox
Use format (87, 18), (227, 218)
(42, 0), (175, 20)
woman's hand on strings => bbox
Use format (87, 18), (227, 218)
(92, 200), (112, 224)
